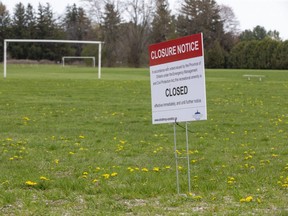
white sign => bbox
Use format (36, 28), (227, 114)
(149, 33), (207, 124)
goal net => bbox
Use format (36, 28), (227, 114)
(62, 56), (96, 67)
(3, 39), (103, 79)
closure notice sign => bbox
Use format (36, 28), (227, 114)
(149, 33), (207, 124)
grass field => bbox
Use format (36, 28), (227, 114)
(0, 64), (288, 215)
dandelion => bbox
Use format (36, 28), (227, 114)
(127, 167), (134, 172)
(54, 159), (59, 164)
(111, 172), (118, 177)
(272, 154), (278, 158)
(23, 117), (30, 121)
(193, 196), (202, 200)
(82, 172), (88, 175)
(245, 196), (253, 202)
(69, 151), (75, 155)
(40, 176), (49, 181)
(25, 180), (37, 186)
(142, 168), (149, 172)
(92, 179), (99, 183)
(153, 167), (160, 172)
(102, 174), (110, 179)
(191, 159), (197, 163)
(119, 140), (126, 144)
(244, 155), (253, 160)
(227, 176), (236, 185)
(79, 135), (85, 139)
(165, 166), (171, 169)
(240, 196), (253, 203)
(188, 193), (202, 200)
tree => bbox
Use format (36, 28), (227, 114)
(11, 3), (26, 38)
(219, 4), (239, 36)
(179, 0), (224, 45)
(124, 0), (154, 67)
(25, 4), (36, 38)
(206, 40), (225, 68)
(36, 3), (55, 39)
(81, 0), (107, 23)
(267, 30), (281, 41)
(275, 40), (288, 69)
(101, 2), (121, 66)
(150, 0), (174, 43)
(178, 0), (225, 68)
(0, 2), (11, 61)
(253, 25), (266, 40)
(63, 4), (92, 55)
(239, 29), (254, 41)
(10, 3), (28, 59)
(239, 25), (267, 41)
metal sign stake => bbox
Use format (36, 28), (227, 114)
(174, 121), (191, 195)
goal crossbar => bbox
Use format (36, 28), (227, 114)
(3, 39), (103, 78)
(62, 56), (96, 67)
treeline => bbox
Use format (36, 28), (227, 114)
(0, 0), (287, 69)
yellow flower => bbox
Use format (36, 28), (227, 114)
(193, 195), (202, 200)
(111, 172), (118, 177)
(25, 180), (37, 186)
(23, 117), (30, 121)
(79, 135), (85, 139)
(40, 176), (49, 181)
(128, 167), (134, 172)
(142, 168), (149, 172)
(69, 151), (75, 155)
(102, 174), (110, 179)
(92, 179), (99, 183)
(82, 172), (88, 175)
(240, 196), (253, 202)
(54, 159), (59, 164)
(176, 150), (182, 155)
(245, 196), (253, 202)
(153, 167), (160, 172)
(272, 154), (278, 158)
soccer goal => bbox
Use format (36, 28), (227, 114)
(3, 39), (103, 79)
(62, 56), (96, 67)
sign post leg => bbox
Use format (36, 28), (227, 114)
(185, 122), (191, 193)
(174, 123), (180, 194)
(174, 122), (192, 195)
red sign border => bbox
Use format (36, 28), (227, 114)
(149, 33), (203, 66)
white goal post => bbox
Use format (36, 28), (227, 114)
(3, 39), (103, 79)
(62, 56), (96, 68)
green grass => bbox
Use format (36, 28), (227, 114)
(0, 64), (288, 215)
